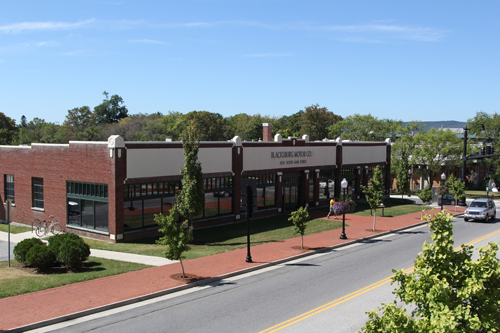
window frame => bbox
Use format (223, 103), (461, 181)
(4, 174), (14, 204)
(32, 177), (44, 209)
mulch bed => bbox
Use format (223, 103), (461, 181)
(170, 273), (205, 283)
(12, 262), (94, 275)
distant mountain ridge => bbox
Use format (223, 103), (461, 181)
(402, 120), (467, 130)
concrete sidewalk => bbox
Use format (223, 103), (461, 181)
(0, 204), (468, 332)
(0, 229), (175, 266)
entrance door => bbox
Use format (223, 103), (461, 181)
(283, 172), (301, 212)
(283, 185), (298, 212)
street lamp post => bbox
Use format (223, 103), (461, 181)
(441, 173), (446, 211)
(340, 178), (348, 240)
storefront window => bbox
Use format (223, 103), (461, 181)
(123, 180), (183, 230)
(67, 181), (108, 232)
(318, 169), (336, 201)
(243, 174), (276, 210)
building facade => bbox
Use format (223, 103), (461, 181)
(1, 134), (391, 242)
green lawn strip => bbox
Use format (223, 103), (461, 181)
(0, 258), (151, 299)
(464, 190), (493, 199)
(85, 215), (344, 260)
(316, 198), (423, 217)
(0, 223), (32, 234)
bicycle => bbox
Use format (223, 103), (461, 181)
(35, 215), (62, 237)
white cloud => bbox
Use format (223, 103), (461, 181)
(159, 20), (448, 42)
(321, 24), (449, 42)
(0, 19), (95, 33)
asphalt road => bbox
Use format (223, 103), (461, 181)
(37, 214), (500, 333)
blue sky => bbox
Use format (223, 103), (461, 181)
(1, 0), (499, 125)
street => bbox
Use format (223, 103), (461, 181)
(36, 213), (500, 333)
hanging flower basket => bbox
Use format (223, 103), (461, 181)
(332, 200), (356, 214)
(435, 187), (448, 196)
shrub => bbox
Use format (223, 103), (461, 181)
(13, 238), (44, 264)
(56, 237), (90, 270)
(48, 233), (82, 258)
(25, 243), (56, 272)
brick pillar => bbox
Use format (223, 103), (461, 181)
(263, 123), (273, 141)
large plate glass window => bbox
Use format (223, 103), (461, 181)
(123, 180), (182, 230)
(67, 181), (109, 232)
(242, 174), (276, 210)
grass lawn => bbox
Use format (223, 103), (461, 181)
(85, 215), (344, 260)
(0, 223), (32, 234)
(317, 198), (423, 217)
(0, 258), (151, 299)
(465, 190), (496, 199)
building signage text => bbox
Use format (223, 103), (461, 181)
(271, 150), (313, 165)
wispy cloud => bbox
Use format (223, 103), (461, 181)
(243, 52), (293, 58)
(128, 39), (168, 45)
(159, 20), (448, 43)
(0, 19), (95, 33)
(37, 41), (58, 47)
(319, 24), (449, 42)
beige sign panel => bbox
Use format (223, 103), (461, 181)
(243, 146), (336, 171)
(127, 147), (232, 179)
(343, 145), (386, 165)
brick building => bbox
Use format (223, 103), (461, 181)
(1, 132), (391, 242)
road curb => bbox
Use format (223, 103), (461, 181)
(8, 212), (464, 332)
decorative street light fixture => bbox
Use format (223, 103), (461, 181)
(340, 178), (348, 240)
(441, 173), (446, 211)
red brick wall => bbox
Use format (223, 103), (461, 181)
(0, 143), (120, 238)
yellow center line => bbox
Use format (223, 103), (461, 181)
(259, 228), (500, 333)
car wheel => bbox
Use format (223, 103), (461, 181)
(464, 217), (469, 222)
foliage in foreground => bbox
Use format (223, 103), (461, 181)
(359, 211), (500, 333)
(288, 207), (310, 249)
(156, 206), (192, 278)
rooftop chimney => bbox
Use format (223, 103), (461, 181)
(263, 123), (273, 141)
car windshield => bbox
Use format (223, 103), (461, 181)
(470, 202), (487, 208)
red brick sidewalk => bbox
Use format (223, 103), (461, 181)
(0, 206), (465, 331)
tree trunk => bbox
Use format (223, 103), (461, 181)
(301, 236), (304, 249)
(372, 211), (377, 231)
(180, 258), (186, 279)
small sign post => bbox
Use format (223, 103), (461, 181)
(5, 200), (12, 267)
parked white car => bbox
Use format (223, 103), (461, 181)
(319, 179), (335, 189)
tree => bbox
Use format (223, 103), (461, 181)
(467, 111), (500, 187)
(447, 174), (466, 212)
(177, 123), (205, 229)
(289, 207), (310, 249)
(0, 112), (16, 145)
(417, 184), (433, 218)
(155, 206), (192, 279)
(359, 211), (500, 332)
(328, 114), (403, 142)
(273, 111), (303, 138)
(299, 104), (342, 141)
(391, 122), (422, 200)
(363, 166), (384, 231)
(182, 111), (230, 141)
(93, 91), (128, 124)
(412, 128), (462, 185)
